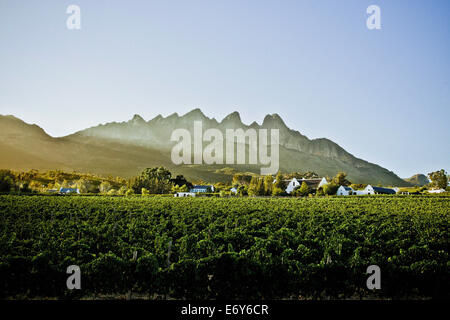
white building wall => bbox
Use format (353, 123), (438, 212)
(286, 178), (300, 194)
(318, 177), (328, 189)
(336, 186), (354, 196)
(364, 185), (375, 195)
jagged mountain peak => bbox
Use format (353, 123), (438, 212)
(149, 114), (163, 123)
(165, 112), (180, 121)
(222, 111), (242, 123)
(262, 113), (288, 128)
(182, 108), (206, 119)
(249, 121), (259, 128)
(130, 114), (146, 124)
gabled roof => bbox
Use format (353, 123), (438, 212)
(370, 186), (396, 194)
(300, 179), (324, 189)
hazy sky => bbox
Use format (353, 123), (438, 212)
(0, 0), (449, 178)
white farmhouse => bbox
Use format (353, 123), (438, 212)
(174, 192), (196, 197)
(285, 178), (301, 194)
(363, 185), (396, 195)
(427, 189), (446, 194)
(59, 188), (80, 194)
(284, 177), (328, 194)
(336, 186), (355, 196)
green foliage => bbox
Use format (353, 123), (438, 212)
(0, 195), (448, 299)
(0, 169), (125, 194)
(428, 169), (448, 189)
(350, 183), (366, 190)
(247, 177), (266, 196)
(272, 172), (286, 196)
(130, 167), (173, 194)
(232, 173), (253, 186)
(332, 172), (351, 187)
(237, 185), (248, 197)
(263, 175), (273, 196)
(0, 170), (14, 192)
(294, 181), (311, 197)
(322, 183), (339, 195)
(271, 187), (284, 196)
(170, 175), (192, 190)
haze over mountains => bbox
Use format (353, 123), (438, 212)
(0, 110), (411, 186)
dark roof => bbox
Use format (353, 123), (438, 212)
(300, 179), (323, 189)
(342, 186), (353, 191)
(190, 185), (212, 192)
(371, 186), (396, 194)
(59, 188), (79, 193)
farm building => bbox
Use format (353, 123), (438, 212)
(59, 188), (80, 194)
(363, 185), (396, 195)
(427, 189), (446, 194)
(174, 192), (196, 197)
(336, 186), (355, 196)
(285, 177), (328, 194)
(190, 185), (214, 193)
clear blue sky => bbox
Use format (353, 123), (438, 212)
(0, 0), (449, 178)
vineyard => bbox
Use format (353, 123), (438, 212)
(0, 195), (449, 299)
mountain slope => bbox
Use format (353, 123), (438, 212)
(0, 112), (411, 186)
(404, 174), (429, 186)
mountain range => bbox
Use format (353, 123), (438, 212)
(0, 110), (411, 186)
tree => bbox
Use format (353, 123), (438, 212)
(237, 185), (248, 197)
(263, 175), (273, 196)
(350, 183), (366, 191)
(171, 185), (181, 194)
(272, 187), (284, 196)
(332, 172), (351, 186)
(272, 172), (286, 194)
(323, 183), (339, 195)
(213, 182), (228, 193)
(294, 181), (311, 197)
(428, 169), (448, 189)
(76, 179), (90, 193)
(130, 167), (173, 194)
(170, 175), (192, 190)
(232, 173), (253, 186)
(99, 181), (113, 193)
(0, 170), (14, 192)
(257, 178), (265, 196)
(248, 177), (259, 196)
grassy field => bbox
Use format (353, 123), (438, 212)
(0, 195), (449, 299)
